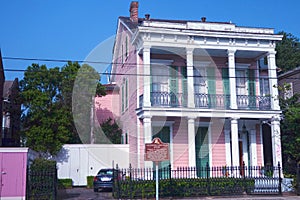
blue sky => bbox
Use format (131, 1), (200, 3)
(1, 0), (300, 82)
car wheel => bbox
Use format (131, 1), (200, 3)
(94, 188), (98, 192)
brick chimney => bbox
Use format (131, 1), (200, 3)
(129, 1), (139, 23)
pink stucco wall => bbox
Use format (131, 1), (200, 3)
(95, 88), (120, 124)
(0, 149), (28, 199)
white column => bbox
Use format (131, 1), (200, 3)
(228, 49), (237, 109)
(144, 117), (152, 168)
(224, 130), (232, 166)
(267, 51), (280, 110)
(250, 130), (258, 166)
(143, 46), (151, 107)
(231, 118), (239, 166)
(186, 48), (195, 108)
(188, 117), (196, 167)
(271, 116), (282, 168)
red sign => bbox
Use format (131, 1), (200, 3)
(145, 138), (169, 162)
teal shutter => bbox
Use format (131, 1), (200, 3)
(222, 68), (230, 108)
(195, 127), (209, 177)
(170, 66), (178, 106)
(181, 67), (188, 107)
(152, 126), (170, 178)
(248, 69), (256, 109)
(207, 67), (216, 108)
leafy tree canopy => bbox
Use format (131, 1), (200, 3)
(276, 31), (300, 72)
(19, 62), (105, 156)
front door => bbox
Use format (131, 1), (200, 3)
(195, 127), (209, 177)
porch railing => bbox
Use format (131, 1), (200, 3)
(237, 95), (271, 110)
(195, 93), (230, 109)
(113, 162), (282, 199)
(150, 92), (187, 107)
(138, 93), (271, 110)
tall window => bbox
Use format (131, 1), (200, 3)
(259, 77), (270, 96)
(121, 78), (128, 112)
(152, 65), (169, 92)
(194, 67), (207, 94)
(236, 69), (247, 95)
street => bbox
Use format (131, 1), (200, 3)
(57, 188), (300, 200)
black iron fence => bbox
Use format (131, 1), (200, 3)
(113, 162), (282, 199)
(27, 165), (58, 200)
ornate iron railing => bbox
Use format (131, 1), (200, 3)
(139, 93), (271, 110)
(150, 92), (187, 107)
(195, 93), (230, 109)
(113, 162), (282, 199)
(237, 95), (271, 110)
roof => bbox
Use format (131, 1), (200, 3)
(119, 16), (277, 36)
(3, 79), (18, 99)
(278, 67), (300, 79)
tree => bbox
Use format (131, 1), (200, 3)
(276, 31), (300, 72)
(278, 83), (300, 175)
(19, 62), (105, 156)
(93, 118), (122, 144)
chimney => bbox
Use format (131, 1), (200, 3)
(201, 17), (206, 22)
(129, 1), (139, 23)
(145, 14), (150, 20)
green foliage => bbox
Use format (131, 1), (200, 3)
(58, 179), (73, 189)
(278, 83), (300, 175)
(27, 158), (57, 200)
(113, 178), (255, 199)
(19, 62), (106, 156)
(87, 176), (94, 189)
(95, 118), (122, 144)
(276, 31), (300, 72)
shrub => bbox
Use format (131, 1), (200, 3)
(87, 176), (94, 189)
(58, 179), (72, 189)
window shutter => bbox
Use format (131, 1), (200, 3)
(222, 68), (230, 108)
(169, 66), (178, 106)
(207, 67), (216, 108)
(181, 67), (188, 106)
(248, 69), (256, 108)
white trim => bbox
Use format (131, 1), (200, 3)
(136, 53), (140, 168)
(0, 197), (25, 200)
(208, 125), (212, 168)
(150, 59), (173, 65)
(194, 61), (211, 67)
(235, 63), (251, 68)
(170, 125), (174, 167)
(0, 148), (29, 153)
(151, 121), (175, 127)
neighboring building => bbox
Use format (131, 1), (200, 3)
(0, 50), (4, 146)
(278, 67), (300, 101)
(99, 1), (283, 170)
(2, 78), (21, 147)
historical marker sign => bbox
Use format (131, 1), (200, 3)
(145, 137), (169, 162)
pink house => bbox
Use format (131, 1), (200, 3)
(97, 2), (283, 171)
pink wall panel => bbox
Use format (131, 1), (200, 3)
(256, 124), (263, 166)
(0, 152), (27, 198)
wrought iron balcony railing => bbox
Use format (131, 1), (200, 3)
(237, 95), (271, 110)
(195, 93), (230, 109)
(138, 93), (271, 110)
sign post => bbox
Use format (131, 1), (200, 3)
(145, 138), (170, 200)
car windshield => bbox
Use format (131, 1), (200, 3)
(98, 169), (114, 175)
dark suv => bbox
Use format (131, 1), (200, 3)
(93, 168), (118, 192)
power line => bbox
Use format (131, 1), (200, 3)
(2, 56), (281, 70)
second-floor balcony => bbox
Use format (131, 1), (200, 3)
(139, 93), (271, 110)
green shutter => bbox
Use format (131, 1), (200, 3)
(170, 66), (178, 106)
(248, 69), (256, 109)
(121, 83), (124, 112)
(222, 68), (230, 108)
(152, 126), (170, 178)
(181, 67), (188, 106)
(207, 67), (216, 108)
(195, 127), (209, 177)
